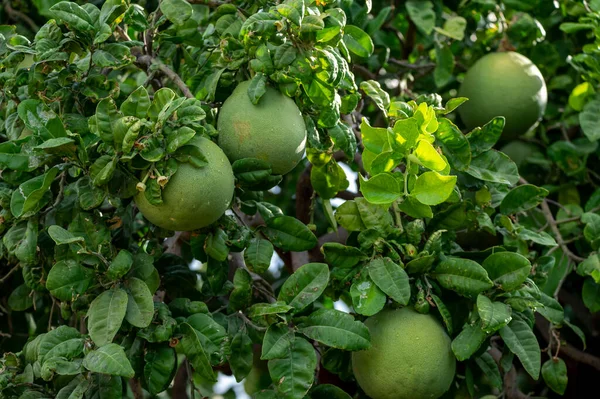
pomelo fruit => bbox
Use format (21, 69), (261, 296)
(352, 307), (455, 399)
(217, 80), (307, 175)
(134, 136), (234, 231)
(458, 52), (547, 139)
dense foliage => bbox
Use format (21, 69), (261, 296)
(1, 1), (600, 398)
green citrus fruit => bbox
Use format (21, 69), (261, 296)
(134, 136), (234, 231)
(352, 307), (456, 399)
(458, 52), (547, 139)
(217, 80), (307, 175)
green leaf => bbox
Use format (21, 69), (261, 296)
(350, 276), (386, 316)
(244, 238), (274, 274)
(83, 344), (135, 378)
(263, 216), (318, 251)
(467, 149), (519, 185)
(229, 269), (252, 312)
(321, 243), (366, 269)
(477, 295), (512, 333)
(517, 228), (557, 247)
(577, 254), (600, 283)
(466, 117), (506, 157)
(582, 278), (600, 312)
(106, 250), (133, 282)
(580, 100), (600, 142)
(90, 155), (118, 186)
(86, 374), (122, 399)
(413, 139), (447, 171)
(95, 98), (121, 144)
(335, 200), (366, 231)
(46, 260), (93, 301)
(274, 42), (298, 69)
(398, 196), (433, 218)
(537, 292), (565, 324)
(482, 252), (532, 291)
(310, 384), (353, 399)
(261, 324), (294, 360)
(359, 173), (402, 204)
(268, 337), (317, 399)
(8, 284), (33, 311)
(435, 118), (471, 171)
(11, 167), (58, 218)
(160, 0), (192, 25)
(411, 171), (457, 206)
(50, 1), (94, 31)
(48, 225), (85, 245)
(434, 16), (467, 40)
(500, 185), (548, 215)
(186, 313), (228, 364)
(3, 219), (38, 263)
(433, 42), (455, 88)
(230, 330), (253, 382)
(55, 374), (89, 398)
(125, 277), (154, 328)
(451, 321), (487, 361)
(179, 323), (216, 382)
(278, 263), (329, 311)
(38, 326), (82, 364)
(475, 352), (503, 389)
(249, 302), (294, 321)
(432, 257), (494, 297)
(247, 73), (268, 105)
(359, 82), (390, 113)
(405, 0), (435, 34)
(299, 308), (370, 351)
(368, 257), (410, 305)
(121, 86), (151, 118)
(205, 228), (229, 262)
(499, 319), (541, 379)
(142, 347), (177, 394)
(87, 288), (128, 346)
(542, 358), (568, 395)
(311, 161), (349, 200)
(343, 25), (374, 58)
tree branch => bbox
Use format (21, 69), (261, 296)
(536, 316), (600, 372)
(0, 264), (21, 284)
(134, 53), (194, 99)
(2, 1), (39, 32)
(388, 58), (436, 71)
(520, 178), (585, 263)
(128, 379), (144, 399)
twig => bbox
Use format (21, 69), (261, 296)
(189, 0), (233, 6)
(3, 0), (39, 32)
(129, 379), (144, 399)
(352, 64), (377, 80)
(236, 311), (267, 331)
(489, 347), (529, 399)
(536, 316), (600, 372)
(521, 177), (585, 263)
(388, 58), (436, 71)
(0, 264), (21, 284)
(135, 54), (194, 99)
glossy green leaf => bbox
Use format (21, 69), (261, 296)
(160, 0), (192, 25)
(83, 344), (135, 378)
(125, 277), (154, 328)
(466, 150), (519, 185)
(278, 263), (329, 311)
(179, 322), (216, 382)
(542, 358), (568, 395)
(477, 294), (512, 333)
(466, 117), (505, 156)
(46, 260), (93, 302)
(244, 238), (274, 274)
(359, 173), (402, 204)
(343, 25), (374, 58)
(87, 288), (128, 346)
(411, 171), (457, 205)
(268, 337), (317, 399)
(405, 0), (435, 34)
(299, 308), (370, 351)
(451, 321), (487, 361)
(263, 216), (318, 251)
(435, 118), (470, 171)
(50, 1), (94, 31)
(350, 276), (386, 316)
(582, 278), (600, 312)
(432, 257), (494, 297)
(500, 185), (548, 215)
(261, 324), (294, 360)
(499, 319), (541, 379)
(143, 345), (177, 395)
(368, 257), (410, 305)
(482, 252), (532, 291)
(11, 167), (58, 217)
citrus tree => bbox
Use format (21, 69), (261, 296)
(1, 1), (599, 399)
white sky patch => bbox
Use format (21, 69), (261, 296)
(331, 162), (358, 208)
(213, 373), (250, 399)
(334, 300), (351, 314)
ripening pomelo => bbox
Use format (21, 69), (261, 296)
(352, 307), (456, 399)
(458, 52), (547, 139)
(134, 136), (234, 231)
(217, 80), (307, 175)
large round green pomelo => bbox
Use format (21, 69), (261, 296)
(352, 307), (456, 399)
(217, 80), (307, 175)
(134, 136), (234, 231)
(458, 52), (547, 139)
